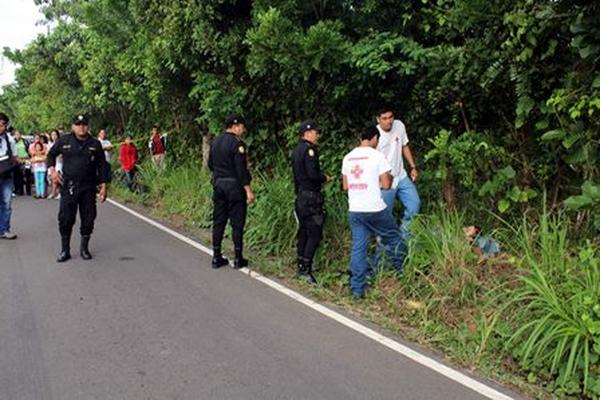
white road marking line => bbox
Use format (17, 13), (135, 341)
(107, 198), (515, 400)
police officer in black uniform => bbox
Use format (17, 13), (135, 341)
(208, 114), (255, 269)
(47, 114), (110, 262)
(292, 120), (331, 284)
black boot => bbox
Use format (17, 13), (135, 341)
(296, 258), (317, 285)
(212, 255), (229, 269)
(57, 235), (71, 263)
(233, 247), (248, 269)
(80, 235), (92, 260)
(233, 258), (248, 269)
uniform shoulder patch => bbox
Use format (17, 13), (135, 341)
(238, 145), (245, 154)
(308, 148), (315, 157)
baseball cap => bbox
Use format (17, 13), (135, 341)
(72, 114), (89, 125)
(299, 120), (321, 135)
(225, 114), (246, 128)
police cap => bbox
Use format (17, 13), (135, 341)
(299, 120), (321, 135)
(72, 114), (89, 125)
(225, 114), (246, 128)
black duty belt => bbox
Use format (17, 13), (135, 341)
(297, 190), (322, 198)
(214, 177), (240, 185)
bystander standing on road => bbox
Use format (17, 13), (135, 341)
(47, 114), (110, 262)
(291, 120), (331, 284)
(47, 129), (63, 199)
(0, 112), (18, 239)
(209, 114), (254, 270)
(119, 134), (138, 192)
(375, 106), (421, 239)
(31, 142), (48, 198)
(148, 125), (166, 169)
(12, 130), (33, 196)
(342, 126), (404, 298)
(98, 128), (113, 163)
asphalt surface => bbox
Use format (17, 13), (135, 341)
(0, 196), (520, 400)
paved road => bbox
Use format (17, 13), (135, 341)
(1, 196), (519, 400)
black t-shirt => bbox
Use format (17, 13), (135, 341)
(47, 133), (110, 187)
(208, 132), (251, 186)
(292, 139), (326, 193)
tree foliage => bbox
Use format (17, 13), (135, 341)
(1, 0), (598, 218)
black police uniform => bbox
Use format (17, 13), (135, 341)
(47, 131), (109, 261)
(208, 131), (251, 268)
(292, 138), (327, 283)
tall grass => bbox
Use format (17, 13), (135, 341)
(503, 210), (600, 397)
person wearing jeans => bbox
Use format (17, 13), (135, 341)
(381, 176), (420, 239)
(342, 126), (404, 298)
(31, 142), (47, 198)
(376, 106), (421, 239)
(0, 112), (17, 239)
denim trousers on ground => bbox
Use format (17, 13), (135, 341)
(381, 176), (420, 239)
(0, 177), (14, 234)
(349, 210), (404, 297)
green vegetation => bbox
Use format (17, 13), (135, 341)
(2, 0), (599, 397)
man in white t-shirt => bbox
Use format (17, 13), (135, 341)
(342, 126), (405, 298)
(376, 106), (421, 238)
(98, 129), (113, 163)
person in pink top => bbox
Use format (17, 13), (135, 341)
(28, 134), (48, 156)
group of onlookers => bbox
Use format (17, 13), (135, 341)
(12, 130), (63, 199)
(9, 127), (154, 198)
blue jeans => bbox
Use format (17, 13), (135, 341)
(381, 176), (420, 239)
(0, 177), (14, 234)
(349, 209), (404, 297)
(34, 171), (46, 197)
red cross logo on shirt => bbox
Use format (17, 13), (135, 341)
(351, 164), (364, 179)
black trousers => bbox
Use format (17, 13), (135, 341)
(295, 191), (325, 263)
(58, 184), (97, 237)
(13, 165), (32, 195)
(212, 179), (247, 258)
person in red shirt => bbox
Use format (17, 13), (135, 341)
(119, 135), (138, 191)
(148, 125), (165, 169)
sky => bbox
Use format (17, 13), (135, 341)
(0, 0), (48, 88)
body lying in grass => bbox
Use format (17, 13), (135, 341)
(464, 225), (501, 258)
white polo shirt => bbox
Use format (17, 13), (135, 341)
(342, 146), (391, 213)
(376, 119), (409, 183)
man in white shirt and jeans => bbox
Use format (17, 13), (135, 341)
(0, 112), (18, 239)
(342, 126), (404, 298)
(376, 106), (421, 239)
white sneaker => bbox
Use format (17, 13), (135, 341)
(47, 194), (54, 200)
(55, 194), (61, 200)
(0, 231), (17, 240)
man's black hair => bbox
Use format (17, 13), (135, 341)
(360, 126), (380, 141)
(0, 112), (9, 124)
(376, 105), (395, 117)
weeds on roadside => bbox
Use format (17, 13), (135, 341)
(502, 210), (600, 398)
